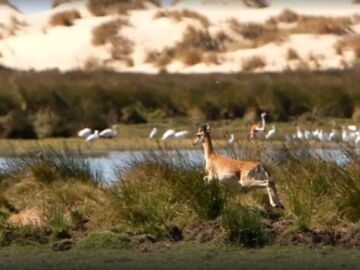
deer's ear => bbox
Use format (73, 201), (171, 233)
(206, 124), (211, 132)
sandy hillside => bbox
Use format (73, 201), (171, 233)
(0, 0), (360, 73)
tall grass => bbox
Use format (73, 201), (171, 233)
(1, 70), (360, 138)
(0, 144), (360, 248)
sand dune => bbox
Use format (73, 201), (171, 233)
(0, 0), (359, 73)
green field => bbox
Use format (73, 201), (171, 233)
(0, 243), (359, 270)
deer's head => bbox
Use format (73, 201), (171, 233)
(193, 124), (210, 145)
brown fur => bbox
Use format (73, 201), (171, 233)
(8, 208), (47, 229)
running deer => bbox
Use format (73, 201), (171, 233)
(193, 124), (284, 209)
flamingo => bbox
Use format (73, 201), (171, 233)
(174, 130), (189, 139)
(99, 125), (117, 138)
(86, 130), (99, 142)
(265, 125), (276, 139)
(161, 129), (176, 140)
(78, 128), (92, 138)
(249, 112), (266, 139)
(228, 133), (235, 144)
(149, 127), (158, 139)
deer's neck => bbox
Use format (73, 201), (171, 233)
(202, 136), (215, 161)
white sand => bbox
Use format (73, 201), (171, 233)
(0, 0), (359, 73)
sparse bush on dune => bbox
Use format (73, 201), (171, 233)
(49, 10), (81, 27)
(154, 9), (210, 28)
(146, 26), (229, 67)
(241, 56), (266, 71)
(268, 10), (353, 35)
(228, 19), (285, 47)
(287, 48), (300, 61)
(87, 0), (160, 16)
(92, 18), (129, 46)
(52, 0), (74, 7)
(242, 0), (269, 8)
(336, 36), (360, 59)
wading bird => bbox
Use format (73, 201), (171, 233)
(149, 127), (158, 139)
(249, 112), (267, 139)
(86, 130), (99, 142)
(193, 124), (284, 209)
(174, 130), (189, 139)
(78, 128), (92, 138)
(228, 133), (235, 144)
(161, 129), (176, 140)
(265, 125), (276, 139)
(99, 125), (117, 138)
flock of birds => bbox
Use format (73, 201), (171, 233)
(77, 113), (360, 145)
(77, 125), (189, 142)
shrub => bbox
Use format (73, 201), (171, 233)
(176, 48), (203, 66)
(92, 18), (129, 46)
(49, 10), (81, 27)
(33, 109), (68, 138)
(0, 110), (36, 139)
(154, 9), (210, 28)
(228, 19), (284, 47)
(242, 0), (269, 8)
(242, 56), (266, 71)
(287, 48), (299, 61)
(222, 203), (267, 247)
(87, 0), (160, 16)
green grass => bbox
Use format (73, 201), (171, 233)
(0, 243), (359, 270)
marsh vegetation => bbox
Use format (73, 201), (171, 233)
(0, 143), (359, 252)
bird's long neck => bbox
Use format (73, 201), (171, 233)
(202, 135), (215, 161)
(261, 116), (266, 129)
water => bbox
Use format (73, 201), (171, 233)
(0, 148), (354, 183)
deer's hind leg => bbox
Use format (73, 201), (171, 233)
(239, 171), (284, 209)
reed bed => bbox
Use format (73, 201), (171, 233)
(0, 143), (359, 249)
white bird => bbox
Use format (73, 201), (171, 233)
(355, 132), (360, 144)
(174, 130), (189, 139)
(304, 130), (312, 140)
(78, 128), (92, 138)
(348, 125), (357, 132)
(342, 127), (351, 143)
(161, 129), (176, 140)
(296, 126), (303, 140)
(99, 125), (117, 138)
(86, 130), (99, 142)
(265, 125), (276, 139)
(329, 128), (340, 141)
(149, 127), (158, 139)
(228, 133), (235, 144)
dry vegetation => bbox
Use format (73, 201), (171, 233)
(52, 0), (75, 7)
(92, 18), (133, 66)
(287, 48), (300, 61)
(154, 9), (210, 28)
(228, 18), (285, 48)
(241, 56), (266, 71)
(49, 10), (81, 27)
(242, 0), (269, 8)
(92, 18), (129, 46)
(336, 36), (360, 59)
(146, 26), (229, 67)
(0, 144), (360, 250)
(87, 0), (160, 16)
(267, 9), (353, 35)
